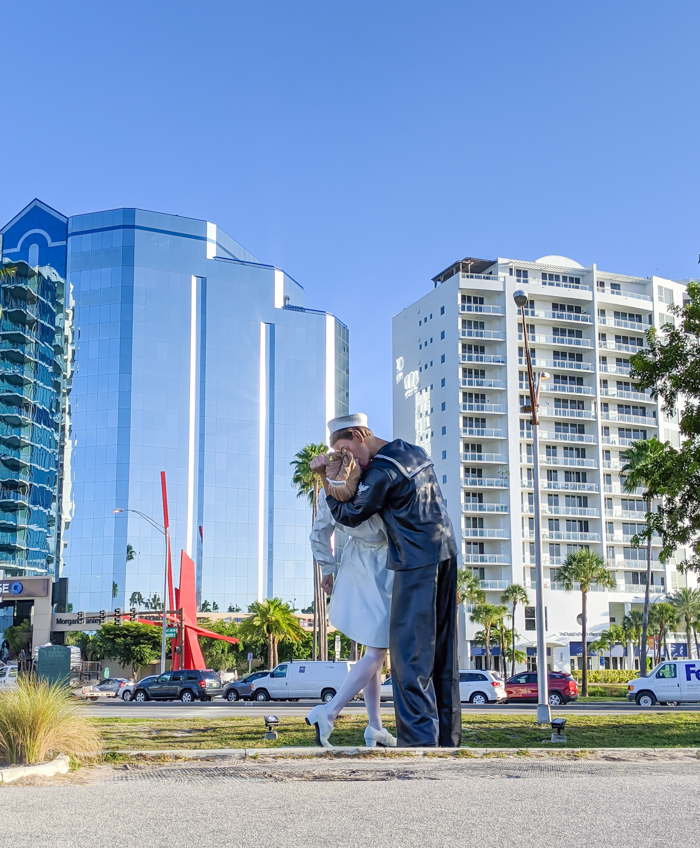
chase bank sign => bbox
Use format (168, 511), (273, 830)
(0, 581), (24, 596)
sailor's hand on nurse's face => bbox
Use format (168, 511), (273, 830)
(310, 454), (330, 473)
(321, 574), (333, 595)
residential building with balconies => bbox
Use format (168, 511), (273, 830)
(393, 254), (693, 673)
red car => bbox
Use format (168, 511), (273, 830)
(504, 671), (579, 706)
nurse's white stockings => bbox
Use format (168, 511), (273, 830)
(325, 646), (386, 730)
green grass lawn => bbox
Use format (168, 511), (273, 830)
(96, 712), (700, 751)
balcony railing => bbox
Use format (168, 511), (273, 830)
(623, 584), (665, 595)
(461, 379), (506, 389)
(539, 457), (597, 468)
(521, 358), (593, 372)
(463, 528), (511, 539)
(462, 477), (508, 488)
(461, 403), (507, 414)
(461, 354), (506, 364)
(519, 333), (593, 348)
(461, 428), (507, 438)
(602, 460), (624, 469)
(463, 555), (511, 565)
(528, 383), (594, 396)
(479, 580), (511, 590)
(600, 388), (651, 402)
(597, 287), (653, 303)
(537, 431), (597, 444)
(531, 531), (602, 542)
(539, 481), (599, 492)
(524, 308), (593, 324)
(549, 581), (619, 592)
(599, 364), (631, 375)
(602, 437), (644, 447)
(605, 510), (650, 519)
(538, 408), (595, 420)
(523, 278), (593, 293)
(462, 453), (507, 463)
(598, 317), (648, 331)
(463, 503), (510, 513)
(460, 329), (506, 340)
(603, 485), (647, 495)
(600, 412), (656, 426)
(541, 506), (600, 517)
(459, 304), (505, 315)
(599, 341), (646, 355)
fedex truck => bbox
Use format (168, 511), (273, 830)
(627, 660), (700, 706)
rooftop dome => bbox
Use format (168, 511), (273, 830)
(534, 255), (584, 269)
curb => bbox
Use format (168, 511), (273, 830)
(0, 754), (71, 784)
(118, 746), (700, 760)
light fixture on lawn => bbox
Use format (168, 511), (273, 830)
(550, 717), (567, 743)
(263, 715), (280, 741)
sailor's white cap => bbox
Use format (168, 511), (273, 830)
(327, 413), (368, 437)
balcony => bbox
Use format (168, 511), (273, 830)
(598, 317), (648, 331)
(461, 428), (507, 439)
(521, 357), (593, 372)
(537, 431), (597, 444)
(463, 555), (511, 565)
(549, 581), (619, 593)
(461, 354), (506, 364)
(463, 528), (510, 539)
(540, 456), (597, 468)
(530, 383), (594, 396)
(462, 477), (508, 488)
(603, 485), (647, 495)
(602, 459), (624, 470)
(461, 403), (507, 414)
(538, 408), (596, 420)
(480, 580), (511, 590)
(602, 437), (643, 447)
(522, 278), (593, 293)
(461, 378), (507, 389)
(541, 531), (601, 542)
(599, 364), (631, 376)
(519, 333), (594, 348)
(462, 503), (509, 513)
(605, 510), (649, 519)
(524, 308), (593, 324)
(600, 388), (651, 402)
(623, 584), (665, 595)
(539, 481), (599, 492)
(462, 453), (507, 463)
(596, 287), (653, 303)
(608, 534), (662, 545)
(600, 412), (657, 426)
(460, 329), (506, 340)
(537, 505), (600, 517)
(459, 304), (505, 315)
(599, 340), (646, 355)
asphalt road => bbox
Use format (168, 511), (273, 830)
(86, 698), (700, 719)
(7, 756), (700, 847)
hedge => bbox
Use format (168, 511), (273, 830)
(570, 669), (637, 683)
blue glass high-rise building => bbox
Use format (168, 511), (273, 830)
(1, 200), (348, 612)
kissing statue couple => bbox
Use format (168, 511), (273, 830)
(306, 413), (461, 749)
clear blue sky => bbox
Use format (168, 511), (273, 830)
(2, 1), (698, 437)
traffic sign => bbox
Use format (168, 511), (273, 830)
(165, 627), (177, 638)
(247, 652), (253, 662)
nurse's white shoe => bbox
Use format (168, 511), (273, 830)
(364, 725), (397, 748)
(306, 705), (334, 748)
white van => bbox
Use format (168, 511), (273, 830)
(627, 660), (700, 706)
(249, 661), (355, 702)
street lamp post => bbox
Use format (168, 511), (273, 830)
(114, 508), (169, 675)
(513, 290), (551, 725)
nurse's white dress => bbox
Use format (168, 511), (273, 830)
(310, 491), (394, 649)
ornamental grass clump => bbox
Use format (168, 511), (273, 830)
(0, 675), (101, 765)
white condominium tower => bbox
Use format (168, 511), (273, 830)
(393, 254), (691, 672)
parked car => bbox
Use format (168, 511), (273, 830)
(81, 678), (132, 701)
(223, 671), (270, 702)
(249, 661), (355, 702)
(121, 675), (158, 702)
(504, 671), (579, 705)
(0, 664), (18, 689)
(627, 660), (700, 706)
(378, 670), (506, 704)
(131, 670), (222, 703)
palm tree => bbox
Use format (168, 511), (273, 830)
(649, 601), (678, 663)
(0, 263), (17, 281)
(291, 442), (329, 661)
(456, 569), (485, 605)
(622, 439), (664, 676)
(470, 603), (508, 671)
(126, 544), (136, 562)
(588, 634), (609, 682)
(557, 550), (616, 696)
(238, 598), (305, 668)
(606, 624), (627, 678)
(129, 591), (145, 609)
(502, 584), (529, 677)
(623, 610), (644, 670)
(670, 588), (700, 660)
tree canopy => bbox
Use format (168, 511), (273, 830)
(626, 281), (700, 571)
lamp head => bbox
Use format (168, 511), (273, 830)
(513, 290), (528, 308)
(113, 508), (124, 514)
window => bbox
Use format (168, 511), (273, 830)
(441, 402), (446, 411)
(440, 306), (445, 315)
(525, 607), (536, 631)
(172, 672), (185, 681)
(442, 475), (447, 483)
(441, 426), (446, 435)
(657, 286), (674, 305)
(656, 663), (677, 679)
(441, 354), (445, 363)
(440, 330), (445, 340)
(440, 378), (445, 387)
(186, 672), (198, 681)
(442, 450), (446, 459)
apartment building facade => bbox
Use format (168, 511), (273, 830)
(393, 254), (691, 672)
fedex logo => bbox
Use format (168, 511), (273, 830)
(684, 663), (700, 682)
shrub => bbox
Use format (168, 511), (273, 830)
(570, 669), (637, 684)
(0, 675), (102, 765)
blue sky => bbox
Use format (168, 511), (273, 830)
(1, 1), (698, 436)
